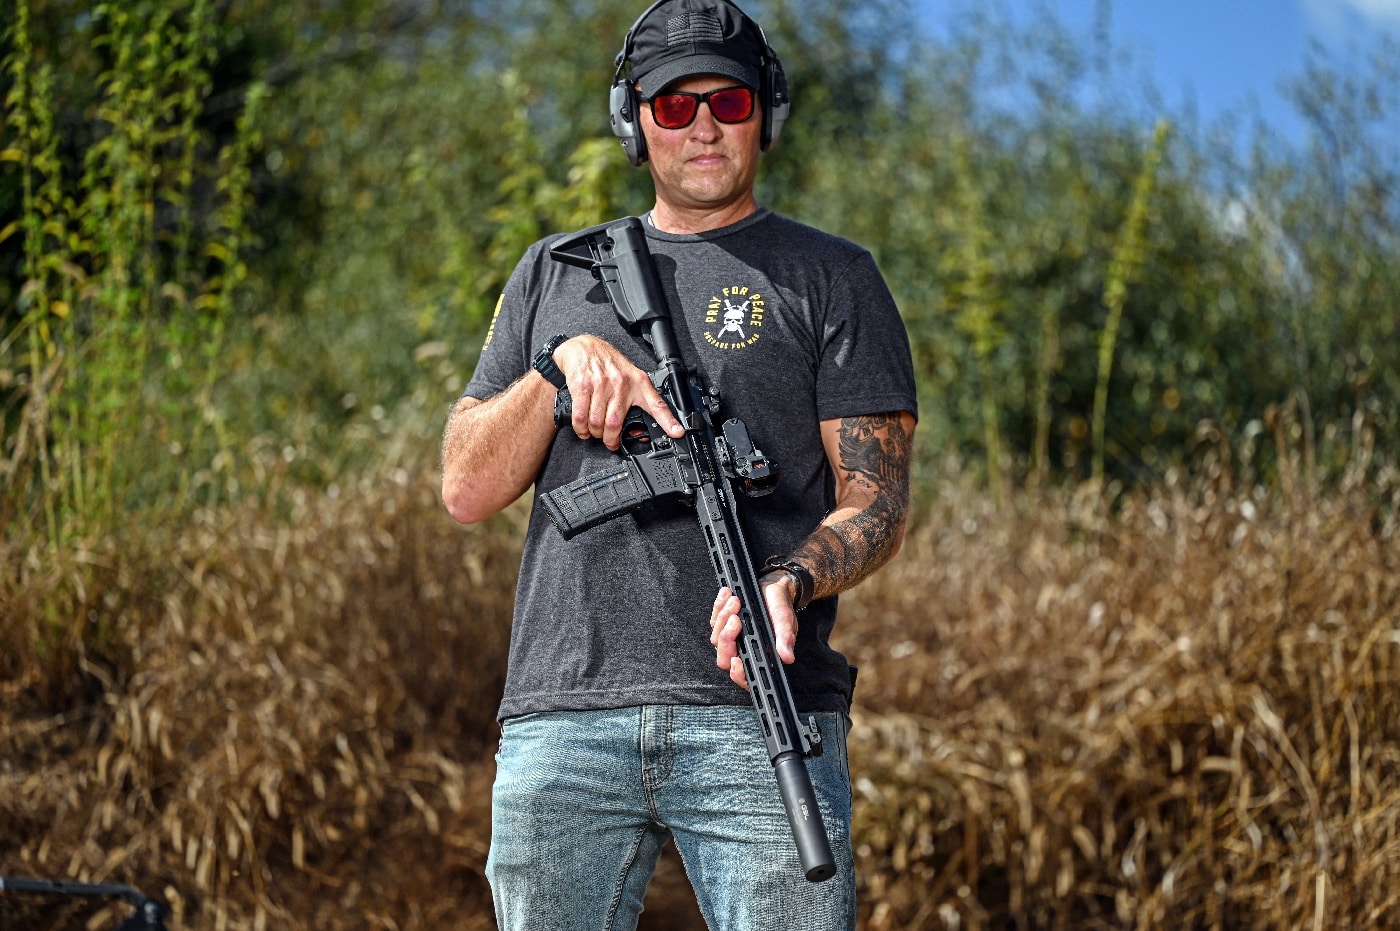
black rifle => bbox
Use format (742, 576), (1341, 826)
(540, 216), (836, 883)
(0, 875), (168, 930)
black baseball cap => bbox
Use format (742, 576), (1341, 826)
(628, 0), (768, 98)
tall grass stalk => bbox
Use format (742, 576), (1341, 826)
(2, 1), (64, 540)
(1031, 288), (1062, 488)
(944, 131), (1008, 504)
(1092, 120), (1169, 485)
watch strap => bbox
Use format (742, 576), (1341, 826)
(762, 556), (815, 612)
(532, 333), (569, 389)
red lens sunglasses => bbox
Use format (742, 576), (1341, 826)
(642, 85), (756, 130)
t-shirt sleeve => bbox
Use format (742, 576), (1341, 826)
(815, 251), (919, 423)
(462, 243), (545, 401)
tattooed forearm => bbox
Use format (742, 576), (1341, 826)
(791, 412), (913, 601)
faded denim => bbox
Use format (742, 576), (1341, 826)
(487, 704), (856, 931)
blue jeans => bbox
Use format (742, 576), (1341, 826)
(487, 704), (856, 931)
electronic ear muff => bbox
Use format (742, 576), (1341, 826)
(761, 45), (790, 150)
(609, 69), (647, 167)
(609, 0), (790, 167)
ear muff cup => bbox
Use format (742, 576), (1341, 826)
(610, 78), (648, 167)
(759, 50), (789, 150)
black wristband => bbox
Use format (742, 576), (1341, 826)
(531, 333), (569, 389)
(763, 556), (815, 612)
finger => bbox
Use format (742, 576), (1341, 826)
(587, 386), (612, 443)
(710, 591), (739, 644)
(601, 391), (632, 451)
(773, 613), (798, 664)
(709, 588), (734, 642)
(713, 615), (742, 673)
(762, 579), (799, 664)
(641, 385), (685, 439)
(567, 382), (587, 437)
(729, 656), (749, 690)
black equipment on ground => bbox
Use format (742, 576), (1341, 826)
(0, 875), (168, 930)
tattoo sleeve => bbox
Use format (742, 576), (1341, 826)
(791, 412), (913, 601)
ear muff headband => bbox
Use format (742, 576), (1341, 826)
(609, 0), (790, 167)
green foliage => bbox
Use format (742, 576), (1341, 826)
(482, 74), (636, 298)
(766, 7), (1398, 491)
(2, 0), (261, 539)
(224, 0), (658, 462)
(1266, 36), (1400, 483)
(6, 0), (1400, 532)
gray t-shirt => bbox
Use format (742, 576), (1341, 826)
(464, 208), (917, 720)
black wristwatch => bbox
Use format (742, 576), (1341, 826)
(531, 333), (569, 389)
(762, 556), (816, 612)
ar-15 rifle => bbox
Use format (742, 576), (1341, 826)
(539, 216), (836, 883)
(0, 875), (168, 930)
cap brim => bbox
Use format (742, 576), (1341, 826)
(638, 55), (760, 97)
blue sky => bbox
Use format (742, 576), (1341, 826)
(912, 0), (1400, 144)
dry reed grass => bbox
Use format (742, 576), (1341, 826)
(3, 427), (1399, 929)
(3, 443), (520, 930)
(842, 462), (1400, 929)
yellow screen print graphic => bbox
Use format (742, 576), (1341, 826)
(703, 285), (765, 349)
(481, 292), (504, 350)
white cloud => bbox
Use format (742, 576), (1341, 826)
(1305, 0), (1400, 30)
(1349, 0), (1400, 18)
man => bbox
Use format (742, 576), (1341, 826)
(440, 1), (917, 928)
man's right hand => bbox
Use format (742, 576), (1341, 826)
(552, 335), (685, 450)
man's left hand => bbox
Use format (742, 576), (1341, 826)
(708, 575), (798, 690)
